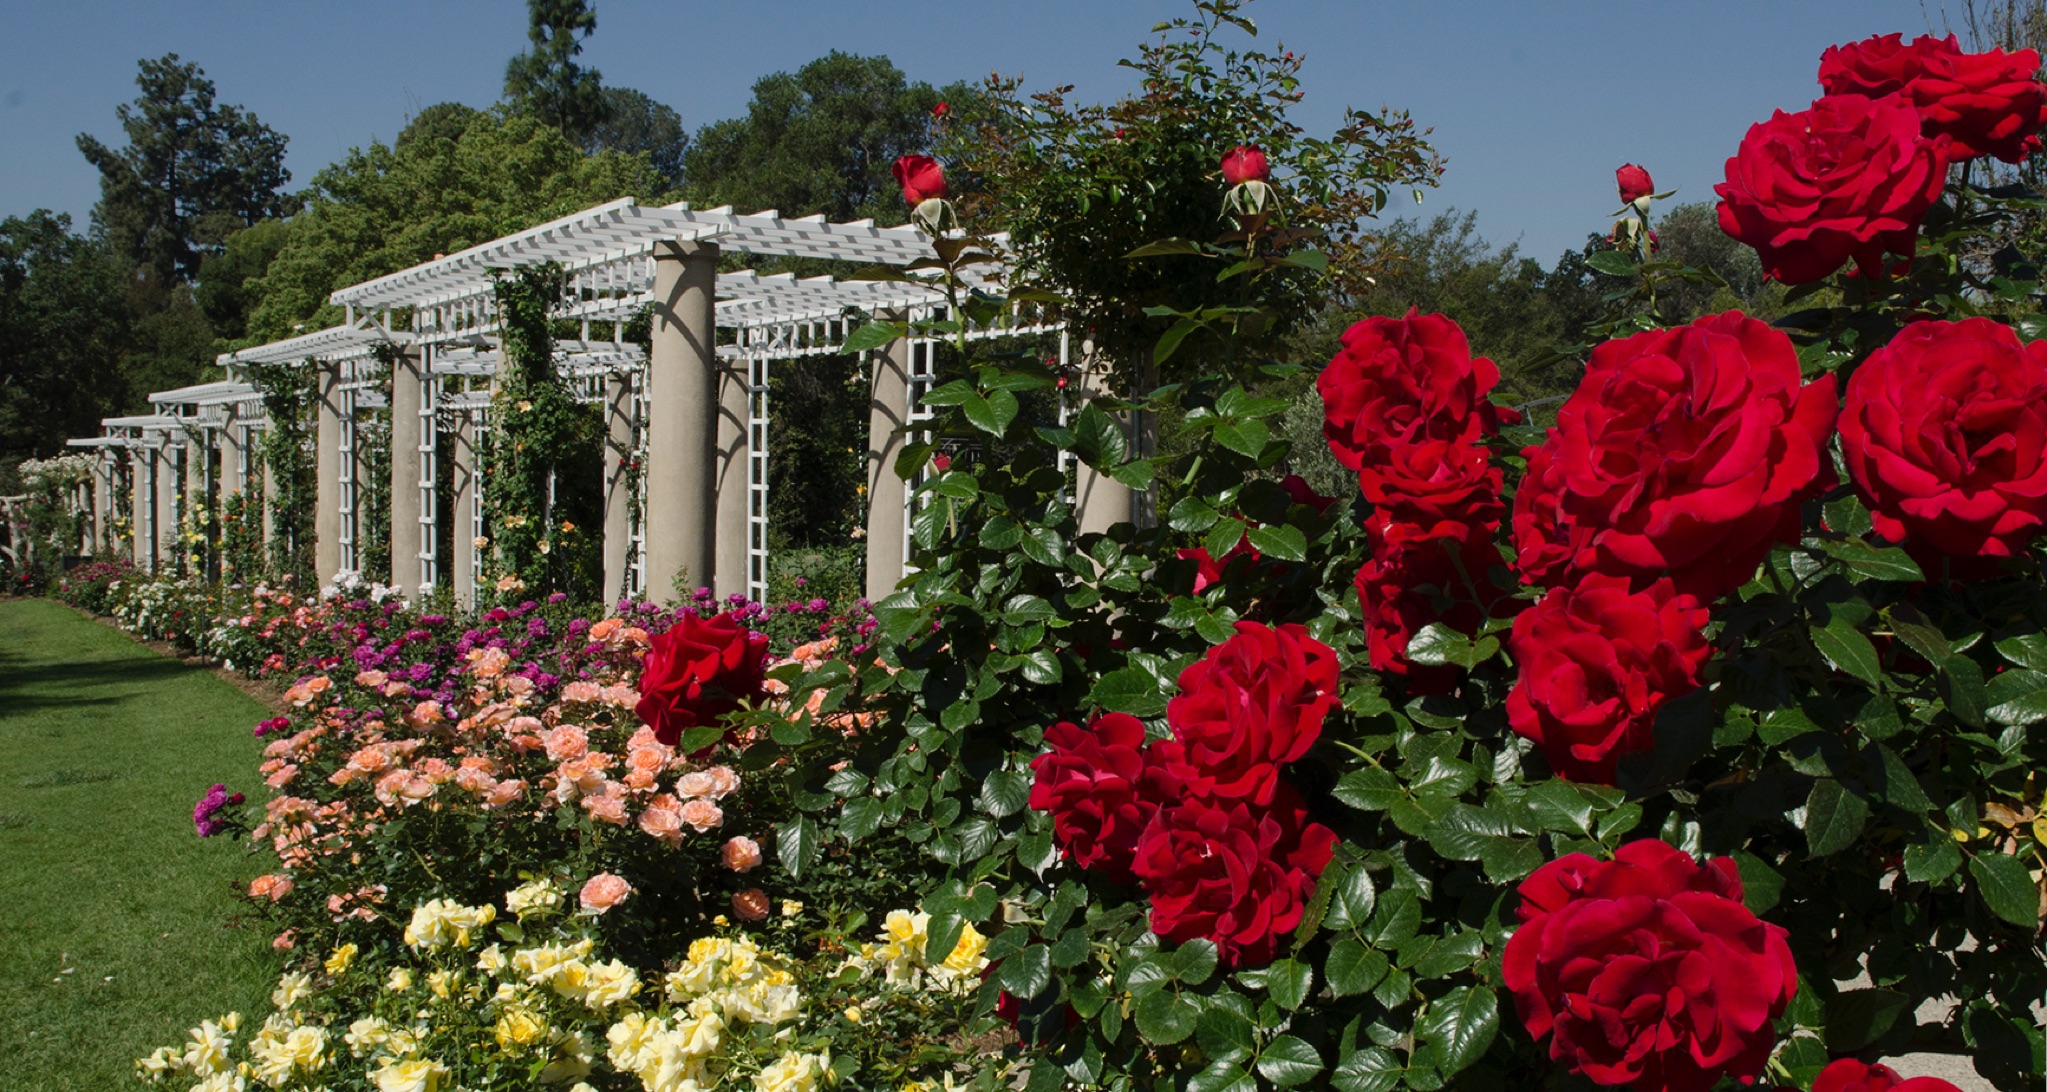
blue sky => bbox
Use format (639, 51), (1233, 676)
(0, 0), (1957, 265)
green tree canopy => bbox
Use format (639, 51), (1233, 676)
(0, 213), (133, 460)
(587, 87), (688, 185)
(247, 110), (675, 341)
(682, 51), (952, 224)
(503, 0), (608, 143)
(76, 54), (297, 284)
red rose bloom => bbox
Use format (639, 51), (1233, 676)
(1177, 537), (1258, 594)
(1840, 317), (2047, 578)
(1028, 713), (1168, 883)
(1820, 32), (2047, 163)
(1616, 163), (1654, 203)
(634, 613), (770, 747)
(1505, 575), (1710, 784)
(1279, 473), (1339, 514)
(1354, 530), (1507, 691)
(1503, 840), (1798, 1092)
(1812, 1058), (1964, 1092)
(1130, 784), (1336, 968)
(1318, 310), (1514, 474)
(1220, 144), (1269, 185)
(1356, 437), (1505, 547)
(1164, 622), (1337, 804)
(1511, 311), (1838, 603)
(1714, 93), (1950, 283)
(892, 154), (948, 204)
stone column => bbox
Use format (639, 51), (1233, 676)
(714, 346), (751, 601)
(389, 346), (425, 591)
(450, 412), (478, 609)
(645, 239), (719, 603)
(128, 447), (150, 567)
(154, 439), (180, 571)
(864, 332), (912, 599)
(602, 369), (637, 606)
(314, 361), (343, 584)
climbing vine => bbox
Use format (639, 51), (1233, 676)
(248, 360), (316, 584)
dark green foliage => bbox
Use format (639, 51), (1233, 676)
(502, 0), (608, 142)
(0, 212), (132, 461)
(587, 86), (689, 184)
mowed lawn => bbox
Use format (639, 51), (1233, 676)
(0, 598), (279, 1091)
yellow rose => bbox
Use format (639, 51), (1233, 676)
(371, 1057), (449, 1092)
(753, 1050), (829, 1092)
(494, 1007), (547, 1050)
(386, 967), (414, 993)
(324, 943), (357, 976)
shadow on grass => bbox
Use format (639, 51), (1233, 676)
(0, 650), (197, 717)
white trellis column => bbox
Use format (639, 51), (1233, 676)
(864, 330), (913, 599)
(646, 239), (719, 603)
(154, 439), (180, 570)
(602, 368), (637, 605)
(128, 445), (150, 567)
(389, 345), (426, 592)
(451, 412), (479, 609)
(90, 457), (111, 556)
(314, 361), (344, 584)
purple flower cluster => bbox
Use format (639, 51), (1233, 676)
(192, 783), (244, 837)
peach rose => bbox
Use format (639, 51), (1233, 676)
(582, 784), (629, 825)
(264, 762), (298, 788)
(482, 779), (525, 808)
(469, 648), (509, 678)
(704, 766), (741, 798)
(579, 873), (632, 913)
(355, 670), (388, 688)
(676, 771), (717, 798)
(502, 675), (535, 697)
(560, 680), (602, 703)
(627, 746), (670, 778)
(639, 799), (684, 845)
(732, 889), (770, 922)
(542, 725), (590, 763)
(405, 701), (446, 729)
(249, 873), (294, 901)
(679, 798), (724, 833)
(453, 766), (497, 794)
(722, 836), (762, 872)
(418, 758), (455, 784)
(589, 617), (623, 642)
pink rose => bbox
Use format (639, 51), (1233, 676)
(723, 835), (763, 872)
(579, 873), (632, 913)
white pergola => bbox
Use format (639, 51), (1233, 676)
(71, 195), (1082, 603)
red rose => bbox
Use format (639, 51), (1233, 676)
(1028, 713), (1170, 883)
(892, 154), (948, 204)
(1354, 529), (1507, 691)
(1616, 163), (1654, 203)
(1505, 575), (1710, 784)
(1318, 310), (1514, 474)
(633, 613), (769, 747)
(931, 100), (950, 120)
(1503, 840), (1798, 1092)
(1356, 437), (1505, 547)
(1841, 317), (2047, 577)
(1821, 33), (2047, 163)
(1511, 311), (1838, 603)
(1130, 784), (1336, 968)
(1279, 473), (1339, 514)
(1812, 1058), (1964, 1092)
(1220, 144), (1269, 185)
(1164, 622), (1337, 804)
(1714, 94), (1950, 283)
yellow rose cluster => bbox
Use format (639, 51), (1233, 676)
(842, 910), (989, 995)
(402, 898), (497, 949)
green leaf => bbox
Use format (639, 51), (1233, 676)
(679, 724), (724, 753)
(1333, 769), (1402, 812)
(1246, 523), (1308, 562)
(1813, 617), (1884, 688)
(1125, 237), (1205, 258)
(1824, 988), (1909, 1053)
(1072, 404), (1129, 468)
(1257, 1035), (1324, 1088)
(1805, 777), (1870, 857)
(1586, 250), (1639, 276)
(1986, 687), (2047, 727)
(962, 388), (1019, 437)
(1089, 666), (1168, 717)
(1823, 538), (1924, 582)
(1425, 803), (1516, 862)
(1941, 656), (1988, 729)
(1000, 942), (1053, 999)
(1403, 623), (1473, 669)
(839, 797), (882, 841)
(1867, 743), (1932, 814)
(1195, 1003), (1256, 1059)
(1995, 632), (2047, 671)
(1168, 495), (1221, 533)
(840, 319), (908, 353)
(1415, 985), (1499, 1077)
(1018, 648), (1063, 686)
(1274, 248), (1331, 272)
(1266, 957), (1313, 1011)
(1186, 1062), (1256, 1092)
(1213, 418), (1271, 459)
(1903, 832), (1963, 884)
(1154, 318), (1203, 366)
(1326, 938), (1390, 998)
(1733, 851), (1784, 914)
(1967, 851), (2040, 926)
(977, 769), (1031, 818)
(1331, 1047), (1403, 1092)
(1410, 930), (1484, 978)
(776, 815), (820, 878)
(1172, 939), (1219, 985)
(1134, 989), (1198, 1044)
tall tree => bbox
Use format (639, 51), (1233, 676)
(586, 87), (688, 185)
(76, 54), (297, 284)
(0, 213), (132, 460)
(503, 0), (609, 142)
(682, 52), (955, 224)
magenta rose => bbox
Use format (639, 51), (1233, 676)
(1840, 317), (2047, 577)
(1511, 311), (1838, 603)
(1821, 32), (2047, 163)
(1130, 784), (1337, 969)
(1714, 93), (1950, 283)
(1163, 621), (1338, 804)
(1503, 839), (1798, 1092)
(1505, 575), (1711, 784)
(634, 612), (770, 747)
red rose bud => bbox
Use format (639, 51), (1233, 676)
(1220, 144), (1269, 185)
(931, 100), (949, 119)
(1615, 163), (1654, 203)
(892, 154), (948, 205)
(932, 453), (952, 472)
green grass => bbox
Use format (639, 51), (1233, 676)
(0, 598), (280, 1091)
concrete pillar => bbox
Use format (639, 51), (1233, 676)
(714, 345), (751, 601)
(154, 439), (180, 572)
(864, 333), (912, 599)
(602, 369), (637, 605)
(314, 361), (343, 584)
(389, 347), (425, 591)
(451, 412), (478, 609)
(128, 447), (149, 567)
(645, 239), (718, 603)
